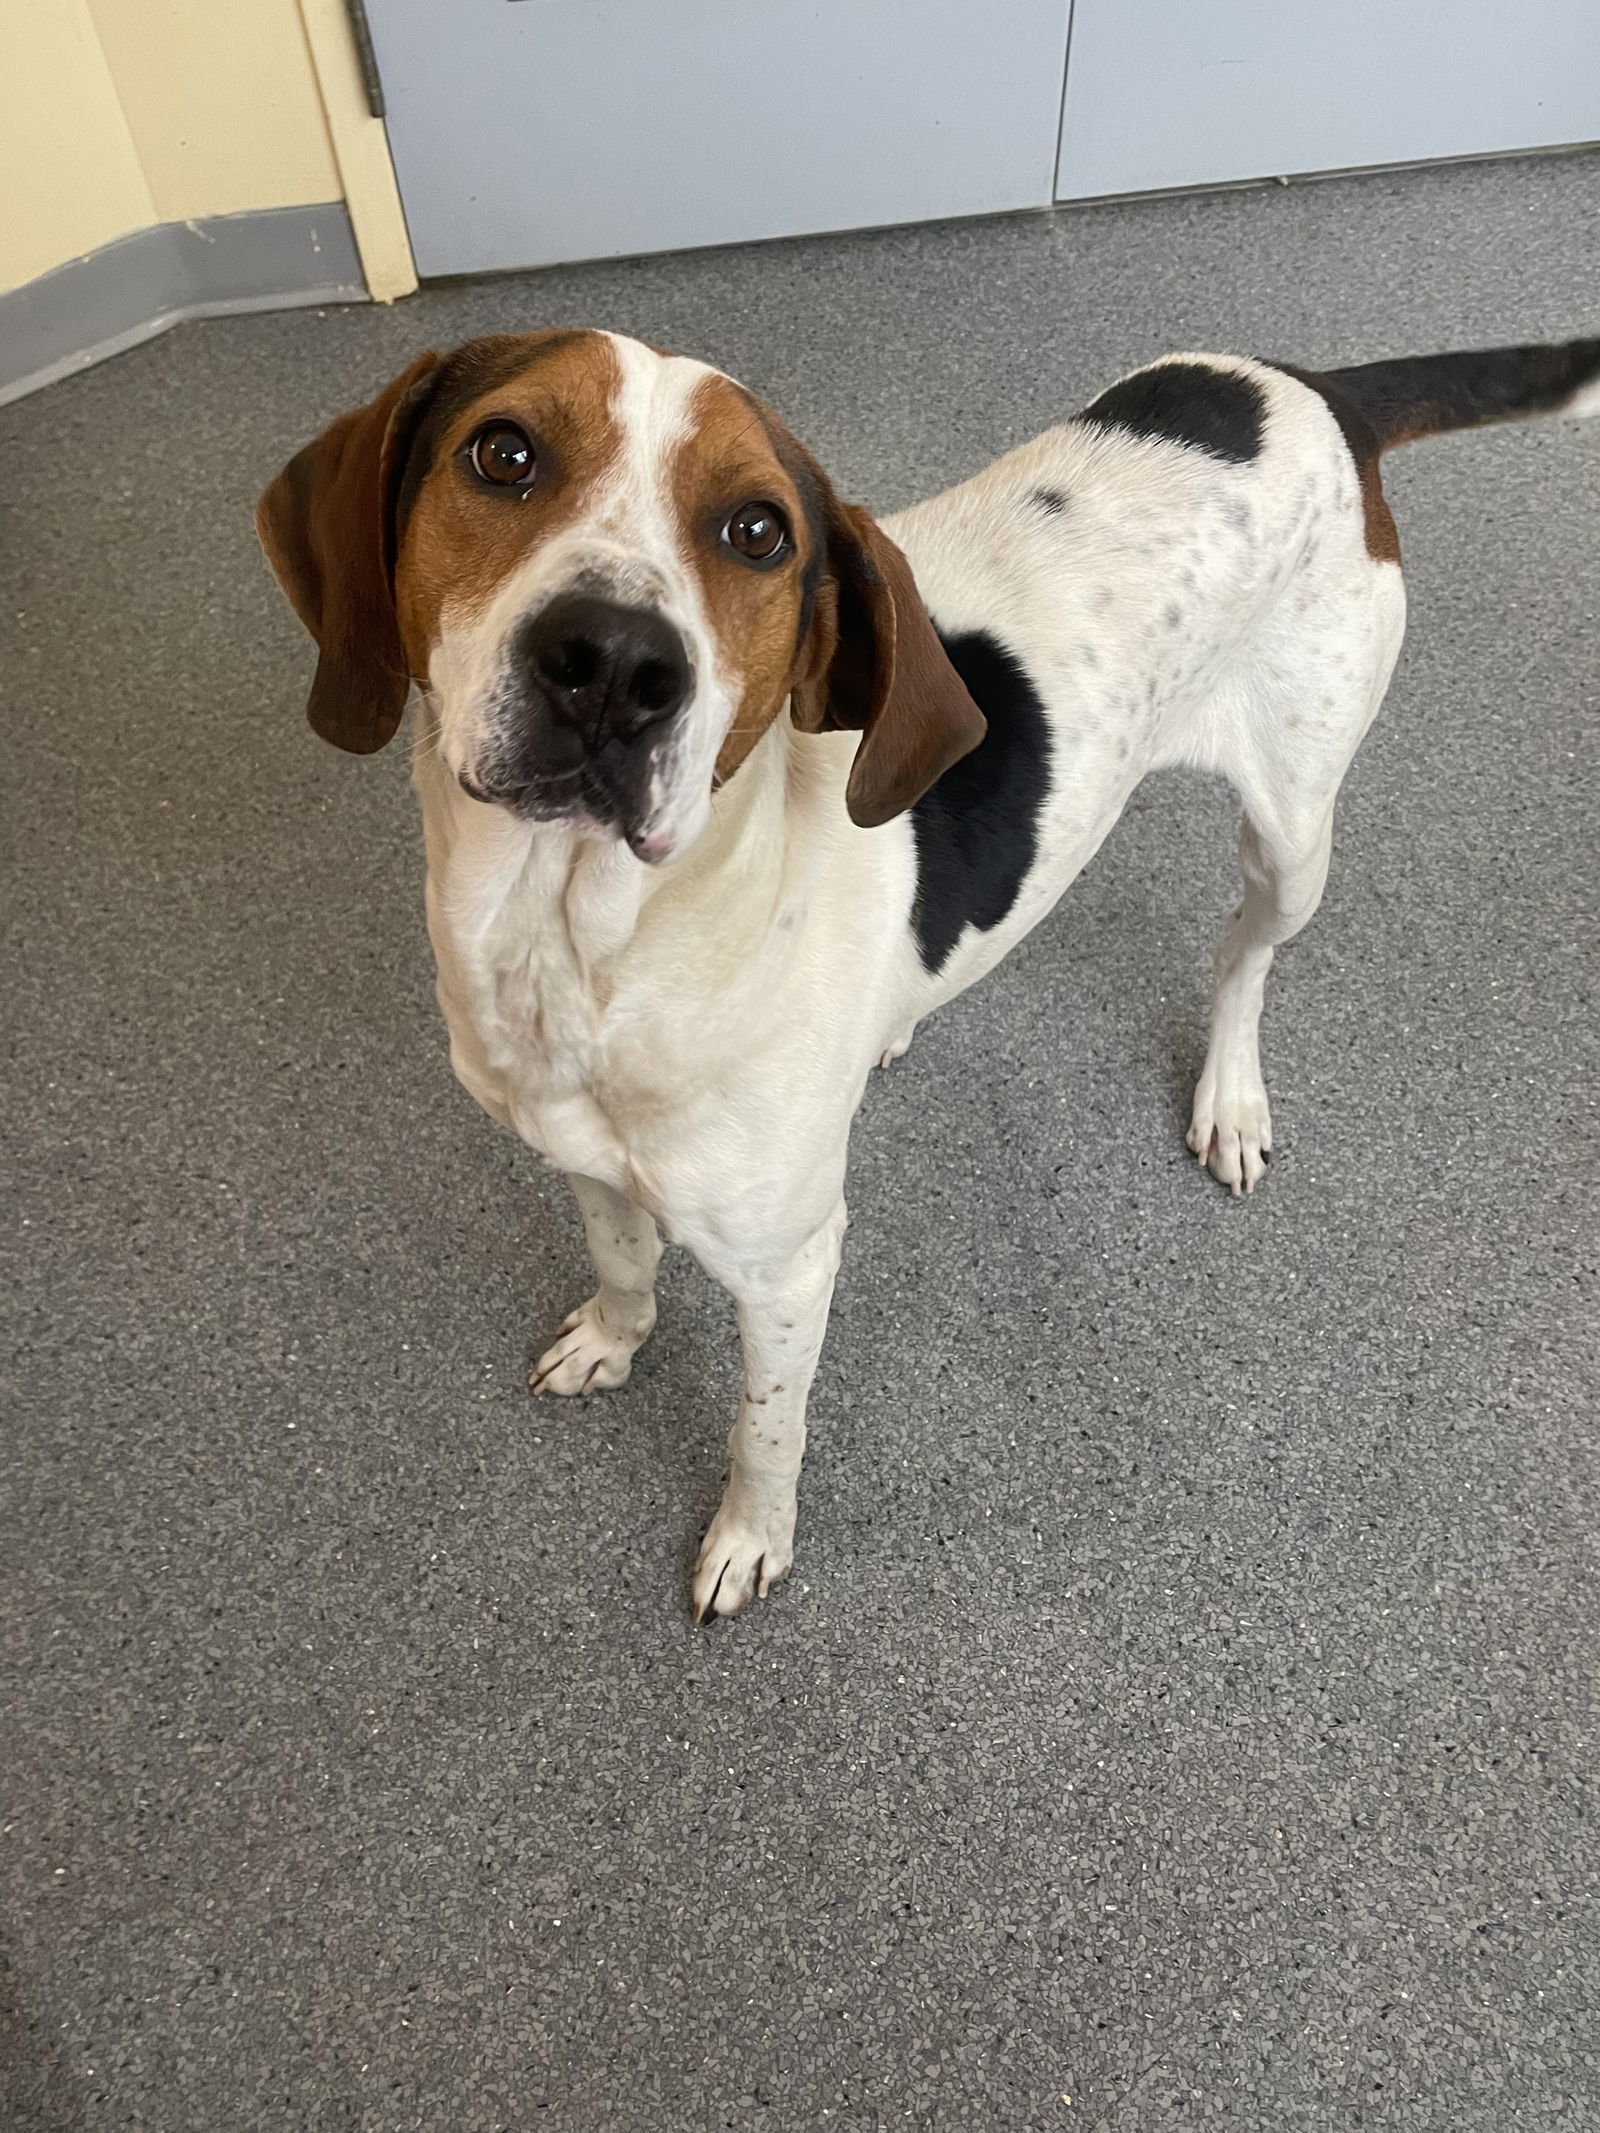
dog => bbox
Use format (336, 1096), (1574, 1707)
(257, 330), (1598, 1618)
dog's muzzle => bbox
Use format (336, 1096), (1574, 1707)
(461, 594), (694, 857)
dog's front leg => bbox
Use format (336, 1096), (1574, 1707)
(531, 1175), (662, 1395)
(691, 1198), (847, 1622)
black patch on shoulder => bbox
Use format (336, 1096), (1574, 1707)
(1029, 487), (1070, 516)
(1078, 360), (1265, 464)
(909, 631), (1053, 975)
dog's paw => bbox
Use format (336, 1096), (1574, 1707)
(1187, 1075), (1272, 1196)
(530, 1294), (650, 1396)
(691, 1502), (795, 1623)
(877, 1027), (914, 1070)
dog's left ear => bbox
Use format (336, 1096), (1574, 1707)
(793, 498), (987, 828)
(255, 348), (445, 755)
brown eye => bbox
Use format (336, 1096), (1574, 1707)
(722, 501), (789, 563)
(469, 421), (536, 488)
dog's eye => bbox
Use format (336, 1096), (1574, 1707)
(469, 422), (537, 489)
(722, 501), (789, 563)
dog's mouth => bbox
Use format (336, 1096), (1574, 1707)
(456, 751), (675, 864)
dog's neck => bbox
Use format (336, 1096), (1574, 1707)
(413, 709), (860, 1033)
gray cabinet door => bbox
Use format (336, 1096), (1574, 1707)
(1057, 0), (1600, 200)
(366, 0), (1072, 278)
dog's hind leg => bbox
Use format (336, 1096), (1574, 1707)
(1187, 802), (1337, 1193)
(1188, 542), (1405, 1192)
(531, 1175), (662, 1394)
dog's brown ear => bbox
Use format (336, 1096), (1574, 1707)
(793, 498), (987, 828)
(255, 349), (445, 754)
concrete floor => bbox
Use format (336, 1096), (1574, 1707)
(3, 150), (1598, 2131)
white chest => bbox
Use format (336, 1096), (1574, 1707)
(420, 781), (645, 1187)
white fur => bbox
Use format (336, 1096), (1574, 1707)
(413, 341), (1409, 1617)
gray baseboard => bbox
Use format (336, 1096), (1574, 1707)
(0, 204), (369, 407)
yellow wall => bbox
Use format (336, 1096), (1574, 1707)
(1, 0), (414, 300)
(87, 0), (341, 223)
(0, 0), (156, 288)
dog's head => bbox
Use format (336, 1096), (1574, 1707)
(256, 330), (985, 863)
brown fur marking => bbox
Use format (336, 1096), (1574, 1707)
(394, 330), (625, 673)
(263, 330), (987, 820)
(664, 378), (838, 786)
(255, 347), (445, 754)
(683, 378), (987, 816)
(1274, 361), (1401, 566)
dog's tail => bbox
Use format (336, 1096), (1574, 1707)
(1323, 338), (1600, 452)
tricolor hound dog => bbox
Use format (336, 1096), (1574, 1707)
(258, 333), (1598, 1619)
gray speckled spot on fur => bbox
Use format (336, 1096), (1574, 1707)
(1164, 601), (1182, 629)
(1221, 497), (1253, 531)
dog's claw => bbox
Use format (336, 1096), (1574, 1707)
(529, 1292), (650, 1397)
(691, 1515), (792, 1622)
(694, 1563), (728, 1626)
(1187, 1088), (1272, 1196)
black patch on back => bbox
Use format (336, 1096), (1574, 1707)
(909, 631), (1053, 975)
(1078, 360), (1265, 464)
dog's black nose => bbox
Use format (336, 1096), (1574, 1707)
(518, 595), (691, 745)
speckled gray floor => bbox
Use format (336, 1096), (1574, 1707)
(4, 149), (1599, 2132)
